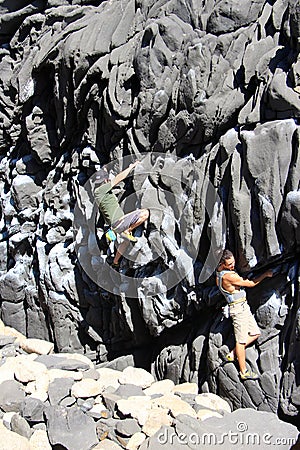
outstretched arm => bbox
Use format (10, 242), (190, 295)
(111, 161), (140, 187)
(225, 270), (273, 289)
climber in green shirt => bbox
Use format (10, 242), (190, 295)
(94, 161), (149, 269)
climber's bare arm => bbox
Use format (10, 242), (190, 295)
(222, 270), (273, 292)
(111, 161), (140, 187)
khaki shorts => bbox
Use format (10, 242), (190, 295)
(229, 300), (260, 344)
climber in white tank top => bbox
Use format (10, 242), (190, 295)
(216, 249), (273, 381)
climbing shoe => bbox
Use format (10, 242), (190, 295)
(240, 369), (260, 381)
(120, 231), (137, 242)
(105, 229), (117, 242)
(111, 262), (120, 271)
(225, 352), (235, 363)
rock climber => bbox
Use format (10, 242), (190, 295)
(216, 249), (273, 380)
(94, 161), (149, 270)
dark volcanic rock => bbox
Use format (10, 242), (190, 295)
(44, 405), (98, 450)
(0, 0), (299, 428)
(48, 377), (75, 405)
(20, 397), (46, 423)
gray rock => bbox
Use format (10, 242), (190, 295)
(0, 335), (16, 347)
(0, 270), (26, 302)
(0, 0), (300, 428)
(44, 405), (98, 450)
(11, 175), (42, 211)
(172, 408), (299, 449)
(77, 397), (95, 413)
(0, 380), (26, 413)
(20, 397), (45, 423)
(25, 106), (56, 164)
(207, 0), (265, 35)
(174, 393), (196, 408)
(115, 418), (141, 437)
(101, 392), (122, 414)
(10, 413), (32, 439)
(36, 355), (90, 371)
(0, 344), (18, 358)
(48, 378), (74, 405)
(114, 384), (145, 399)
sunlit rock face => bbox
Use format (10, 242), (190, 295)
(0, 0), (300, 423)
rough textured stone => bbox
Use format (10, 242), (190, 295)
(126, 432), (147, 450)
(93, 440), (123, 449)
(0, 380), (26, 413)
(102, 392), (122, 414)
(115, 418), (141, 438)
(86, 402), (109, 419)
(48, 377), (74, 406)
(144, 379), (175, 396)
(0, 359), (17, 384)
(20, 397), (45, 422)
(119, 367), (155, 389)
(47, 369), (83, 382)
(96, 368), (122, 390)
(173, 408), (299, 449)
(2, 411), (17, 430)
(196, 408), (223, 421)
(35, 354), (90, 371)
(44, 405), (98, 450)
(195, 393), (231, 413)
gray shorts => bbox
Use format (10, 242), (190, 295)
(111, 210), (141, 233)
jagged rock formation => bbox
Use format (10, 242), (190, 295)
(0, 0), (300, 426)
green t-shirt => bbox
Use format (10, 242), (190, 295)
(94, 182), (124, 225)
